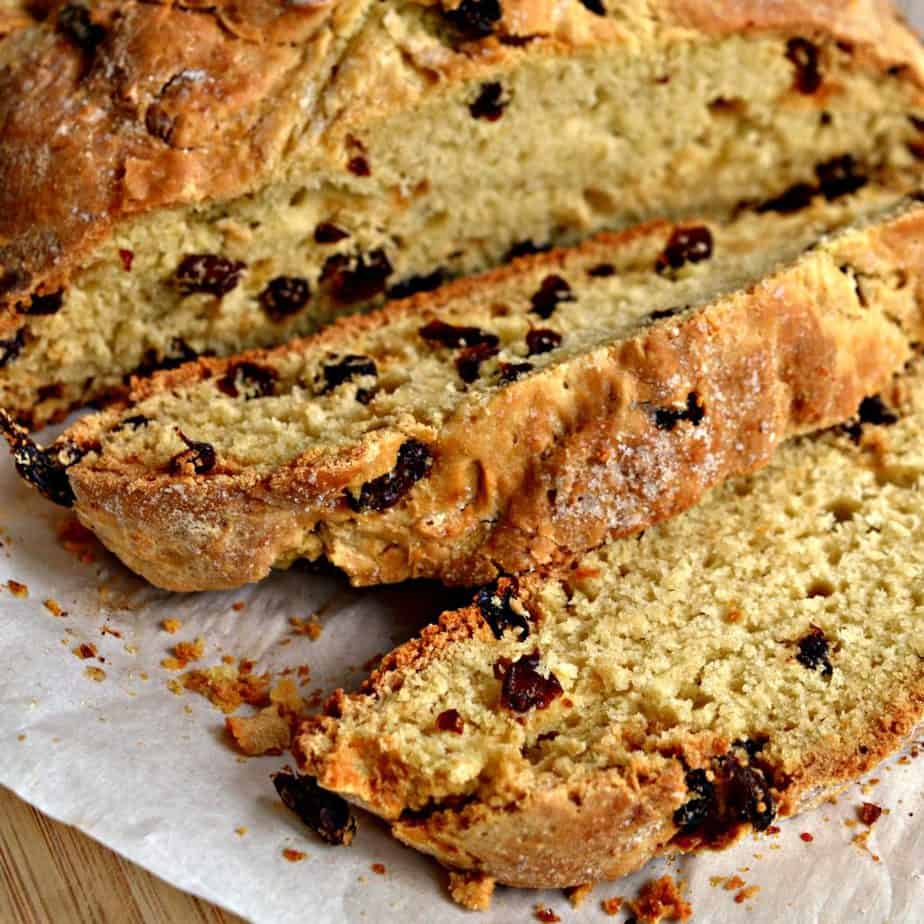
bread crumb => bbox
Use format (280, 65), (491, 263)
(17, 734), (26, 742)
(100, 624), (122, 639)
(270, 677), (304, 716)
(858, 802), (883, 826)
(162, 618), (182, 634)
(447, 870), (495, 911)
(84, 667), (106, 682)
(564, 882), (593, 908)
(628, 876), (692, 923)
(181, 662), (271, 713)
(232, 601), (246, 612)
(724, 875), (746, 891)
(235, 826), (248, 837)
(601, 896), (623, 916)
(226, 705), (291, 756)
(735, 885), (761, 904)
(73, 642), (98, 660)
(534, 905), (560, 923)
(6, 579), (27, 598)
(282, 848), (306, 863)
(290, 616), (322, 639)
(174, 637), (205, 661)
(371, 863), (386, 875)
(43, 598), (65, 617)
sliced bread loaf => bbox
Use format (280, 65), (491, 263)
(1, 1), (923, 426)
(295, 357), (924, 893)
(4, 184), (923, 591)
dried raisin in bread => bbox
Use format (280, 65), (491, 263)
(295, 358), (924, 894)
(5, 184), (924, 592)
(2, 1), (924, 427)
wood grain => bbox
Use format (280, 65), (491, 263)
(0, 786), (244, 924)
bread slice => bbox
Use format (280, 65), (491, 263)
(295, 357), (924, 893)
(4, 184), (923, 592)
(1, 2), (923, 427)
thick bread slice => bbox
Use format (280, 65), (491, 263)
(1, 1), (924, 426)
(6, 186), (924, 592)
(295, 359), (924, 891)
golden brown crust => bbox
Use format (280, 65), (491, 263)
(1, 0), (922, 332)
(64, 203), (924, 591)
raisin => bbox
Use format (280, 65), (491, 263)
(355, 387), (376, 405)
(795, 626), (833, 678)
(649, 306), (684, 322)
(387, 269), (447, 300)
(577, 0), (605, 14)
(419, 320), (499, 349)
(815, 155), (867, 200)
(498, 361), (532, 383)
(721, 756), (776, 831)
(655, 226), (713, 273)
(530, 275), (574, 319)
(145, 104), (174, 143)
(505, 240), (550, 261)
(525, 328), (562, 356)
(444, 0), (502, 39)
(587, 263), (615, 278)
(469, 82), (506, 121)
(456, 342), (500, 383)
(321, 355), (377, 394)
(217, 362), (278, 400)
(314, 222), (350, 244)
(131, 338), (202, 380)
(0, 411), (83, 507)
(475, 579), (530, 640)
(345, 439), (433, 512)
(347, 155), (371, 177)
(321, 250), (393, 304)
(119, 249), (135, 272)
(673, 768), (716, 831)
(24, 290), (64, 316)
(0, 328), (25, 368)
(786, 38), (822, 94)
(842, 394), (899, 443)
(168, 431), (216, 476)
(500, 651), (563, 713)
(653, 392), (706, 431)
(272, 770), (356, 846)
(259, 276), (311, 322)
(435, 709), (465, 734)
(174, 254), (245, 297)
(756, 182), (817, 214)
(114, 414), (150, 432)
(58, 3), (104, 51)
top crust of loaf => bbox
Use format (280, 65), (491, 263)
(1, 0), (922, 333)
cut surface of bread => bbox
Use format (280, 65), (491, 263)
(6, 184), (924, 592)
(295, 358), (924, 890)
(1, 1), (924, 426)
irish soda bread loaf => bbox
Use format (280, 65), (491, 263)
(2, 1), (924, 427)
(5, 185), (924, 591)
(295, 358), (924, 894)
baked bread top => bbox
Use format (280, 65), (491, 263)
(3, 183), (922, 591)
(1, 0), (922, 329)
(295, 355), (924, 892)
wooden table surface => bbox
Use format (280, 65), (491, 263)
(0, 786), (244, 924)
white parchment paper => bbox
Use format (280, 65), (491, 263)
(2, 4), (924, 918)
